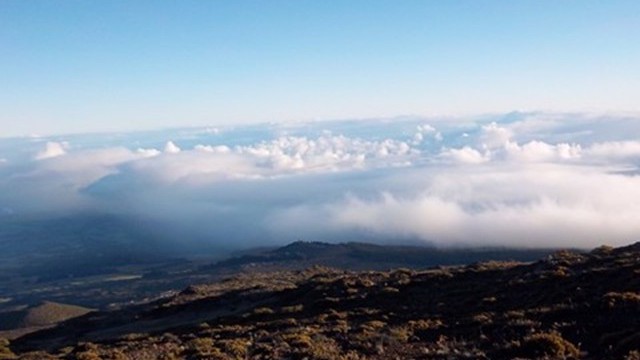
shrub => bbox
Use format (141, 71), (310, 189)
(9, 351), (57, 359)
(408, 319), (443, 331)
(187, 337), (217, 356)
(625, 350), (640, 360)
(592, 245), (614, 255)
(281, 304), (303, 313)
(253, 307), (275, 315)
(389, 326), (411, 343)
(300, 335), (342, 360)
(0, 338), (15, 360)
(472, 312), (493, 324)
(74, 343), (102, 360)
(518, 332), (580, 358)
(280, 331), (342, 360)
(359, 320), (386, 332)
(282, 332), (313, 348)
(75, 350), (102, 360)
(603, 292), (640, 308)
(103, 348), (128, 360)
(220, 339), (249, 358)
(274, 317), (298, 327)
(119, 332), (149, 341)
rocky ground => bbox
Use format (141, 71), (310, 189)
(2, 243), (640, 359)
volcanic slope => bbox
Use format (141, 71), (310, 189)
(6, 243), (640, 359)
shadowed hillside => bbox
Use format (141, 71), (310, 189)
(0, 302), (92, 341)
(209, 241), (558, 271)
(4, 242), (640, 359)
(0, 240), (556, 317)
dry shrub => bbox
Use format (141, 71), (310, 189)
(187, 337), (222, 357)
(389, 326), (411, 343)
(219, 339), (249, 358)
(282, 331), (342, 360)
(517, 332), (580, 358)
(253, 307), (275, 315)
(74, 343), (102, 360)
(10, 351), (57, 360)
(359, 320), (386, 332)
(625, 350), (640, 360)
(603, 292), (640, 308)
(281, 304), (303, 313)
(0, 338), (15, 360)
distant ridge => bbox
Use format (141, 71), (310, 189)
(209, 240), (562, 271)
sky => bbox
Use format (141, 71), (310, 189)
(1, 1), (640, 137)
(1, 2), (640, 253)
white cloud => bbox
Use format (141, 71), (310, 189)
(271, 164), (640, 248)
(501, 141), (582, 162)
(35, 141), (69, 160)
(479, 122), (513, 149)
(136, 147), (162, 157)
(3, 113), (640, 250)
(0, 146), (146, 212)
(585, 141), (640, 161)
(164, 141), (181, 154)
(439, 146), (489, 164)
(412, 124), (443, 144)
(235, 135), (415, 173)
(194, 145), (231, 153)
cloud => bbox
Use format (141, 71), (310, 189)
(270, 163), (640, 248)
(136, 147), (162, 157)
(35, 141), (68, 160)
(0, 146), (152, 212)
(501, 141), (582, 162)
(479, 122), (513, 149)
(585, 141), (640, 161)
(194, 145), (231, 154)
(412, 124), (443, 144)
(2, 112), (640, 250)
(164, 141), (181, 154)
(439, 146), (489, 164)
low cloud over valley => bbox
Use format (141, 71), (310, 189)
(2, 112), (640, 251)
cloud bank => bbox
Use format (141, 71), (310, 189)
(2, 112), (640, 249)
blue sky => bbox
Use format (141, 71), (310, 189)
(1, 1), (639, 136)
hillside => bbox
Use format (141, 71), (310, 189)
(0, 302), (92, 341)
(0, 241), (556, 316)
(3, 243), (640, 359)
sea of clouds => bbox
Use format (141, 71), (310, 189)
(1, 112), (640, 249)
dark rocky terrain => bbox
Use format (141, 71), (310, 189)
(209, 241), (556, 272)
(2, 242), (640, 359)
(0, 240), (554, 317)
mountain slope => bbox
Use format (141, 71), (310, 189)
(8, 243), (640, 359)
(0, 301), (92, 330)
(0, 302), (92, 341)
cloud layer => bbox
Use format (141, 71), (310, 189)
(2, 112), (640, 249)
